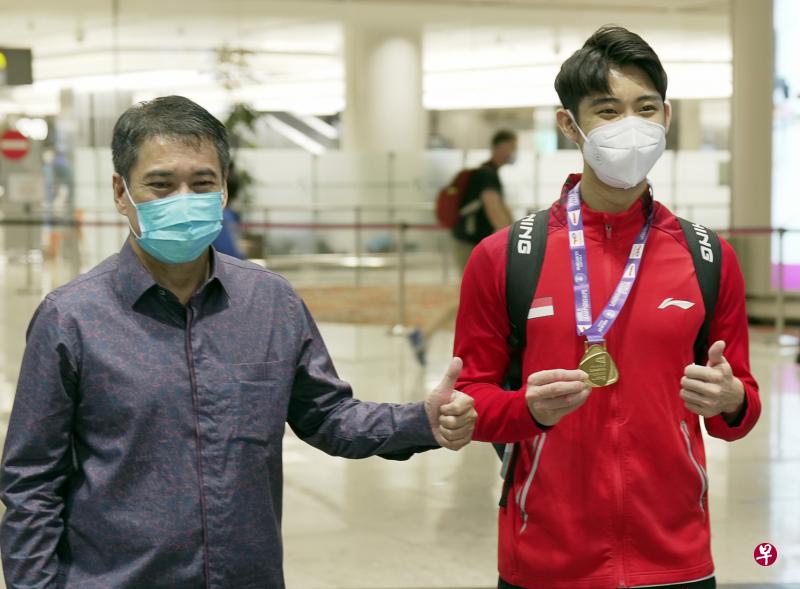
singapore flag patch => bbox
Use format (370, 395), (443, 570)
(528, 297), (555, 320)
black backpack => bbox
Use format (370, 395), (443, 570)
(496, 208), (722, 508)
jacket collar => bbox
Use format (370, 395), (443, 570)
(553, 173), (655, 245)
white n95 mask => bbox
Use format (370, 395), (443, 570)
(570, 112), (666, 189)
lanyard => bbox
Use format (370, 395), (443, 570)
(566, 182), (653, 345)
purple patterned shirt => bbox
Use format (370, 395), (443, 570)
(1, 241), (436, 589)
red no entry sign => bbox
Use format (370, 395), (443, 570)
(1, 129), (31, 160)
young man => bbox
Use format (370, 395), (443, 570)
(0, 96), (477, 589)
(409, 130), (517, 365)
(454, 26), (760, 589)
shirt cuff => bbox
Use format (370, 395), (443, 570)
(377, 401), (438, 461)
(395, 401), (438, 447)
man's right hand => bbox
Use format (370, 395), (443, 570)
(525, 369), (592, 427)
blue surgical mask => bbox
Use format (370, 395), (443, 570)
(123, 179), (224, 264)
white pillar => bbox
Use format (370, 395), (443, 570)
(730, 0), (773, 297)
(342, 22), (426, 153)
(676, 100), (702, 151)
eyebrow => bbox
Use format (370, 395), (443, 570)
(589, 94), (662, 108)
(142, 170), (173, 180)
(141, 168), (219, 180)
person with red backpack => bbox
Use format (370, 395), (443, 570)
(409, 131), (518, 365)
(453, 26), (760, 589)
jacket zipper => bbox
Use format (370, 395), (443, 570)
(518, 433), (546, 534)
(186, 305), (212, 589)
(681, 420), (709, 518)
(604, 220), (627, 587)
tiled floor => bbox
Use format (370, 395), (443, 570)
(0, 257), (798, 588)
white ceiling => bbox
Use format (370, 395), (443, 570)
(0, 0), (732, 115)
(350, 0), (728, 11)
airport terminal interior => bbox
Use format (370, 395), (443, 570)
(0, 0), (799, 587)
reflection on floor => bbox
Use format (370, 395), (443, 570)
(400, 586), (800, 589)
(717, 585), (800, 588)
(0, 261), (798, 588)
(280, 325), (800, 588)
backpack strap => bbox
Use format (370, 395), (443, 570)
(677, 218), (722, 365)
(497, 209), (550, 508)
(494, 214), (720, 510)
(506, 210), (551, 358)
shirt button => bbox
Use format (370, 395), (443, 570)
(158, 289), (166, 296)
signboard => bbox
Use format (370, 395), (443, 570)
(0, 48), (33, 86)
(0, 129), (31, 160)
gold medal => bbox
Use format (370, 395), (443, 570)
(579, 343), (619, 388)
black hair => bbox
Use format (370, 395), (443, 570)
(491, 129), (517, 148)
(112, 95), (231, 183)
(555, 25), (668, 118)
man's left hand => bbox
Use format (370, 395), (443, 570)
(425, 357), (477, 450)
(680, 340), (745, 421)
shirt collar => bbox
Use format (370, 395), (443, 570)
(115, 239), (157, 308)
(114, 240), (232, 309)
(208, 247), (232, 299)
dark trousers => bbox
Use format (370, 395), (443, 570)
(499, 576), (716, 589)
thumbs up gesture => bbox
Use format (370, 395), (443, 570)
(680, 340), (745, 420)
(424, 357), (477, 451)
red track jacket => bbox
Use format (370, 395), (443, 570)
(454, 174), (761, 589)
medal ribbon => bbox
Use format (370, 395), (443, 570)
(567, 181), (654, 344)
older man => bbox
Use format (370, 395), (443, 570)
(0, 95), (476, 589)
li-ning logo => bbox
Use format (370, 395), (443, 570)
(517, 214), (537, 255)
(691, 222), (714, 263)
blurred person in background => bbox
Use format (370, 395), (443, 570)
(409, 129), (517, 365)
(0, 95), (478, 589)
(454, 26), (760, 589)
(452, 129), (518, 263)
(211, 160), (246, 259)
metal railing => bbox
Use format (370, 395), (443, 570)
(0, 209), (797, 339)
(720, 226), (795, 340)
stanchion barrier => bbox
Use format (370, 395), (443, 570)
(0, 218), (445, 231)
(0, 216), (449, 335)
(721, 227), (793, 341)
(354, 206), (363, 287)
(394, 223), (409, 333)
(1, 217), (799, 341)
(777, 228), (787, 338)
(21, 204), (36, 294)
(440, 232), (451, 285)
